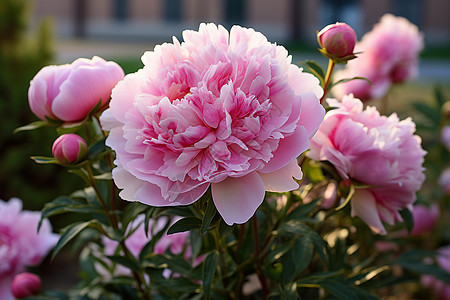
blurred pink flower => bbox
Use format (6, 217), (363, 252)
(308, 95), (426, 234)
(422, 245), (450, 299)
(333, 14), (423, 101)
(52, 133), (88, 165)
(28, 56), (124, 122)
(439, 168), (450, 195)
(10, 272), (41, 299)
(442, 126), (450, 151)
(101, 23), (324, 225)
(100, 215), (199, 277)
(410, 204), (440, 236)
(0, 198), (58, 300)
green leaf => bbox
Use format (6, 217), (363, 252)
(300, 60), (325, 84)
(87, 137), (107, 159)
(107, 255), (140, 272)
(167, 217), (202, 235)
(30, 156), (59, 165)
(281, 237), (314, 284)
(122, 202), (149, 231)
(399, 208), (414, 233)
(329, 76), (371, 90)
(319, 280), (359, 300)
(52, 220), (98, 260)
(287, 198), (320, 221)
(396, 251), (450, 283)
(303, 160), (325, 183)
(201, 199), (217, 236)
(264, 241), (293, 265)
(202, 251), (220, 300)
(56, 120), (85, 135)
(14, 120), (58, 133)
(411, 101), (441, 126)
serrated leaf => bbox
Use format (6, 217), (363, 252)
(52, 220), (98, 260)
(201, 199), (216, 236)
(202, 251), (220, 300)
(167, 217), (202, 235)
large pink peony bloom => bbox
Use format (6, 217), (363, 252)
(333, 14), (423, 101)
(308, 95), (426, 234)
(0, 198), (58, 300)
(28, 56), (124, 122)
(101, 23), (324, 225)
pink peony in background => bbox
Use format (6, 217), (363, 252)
(100, 215), (198, 278)
(0, 198), (58, 300)
(308, 95), (426, 234)
(441, 126), (450, 151)
(410, 204), (440, 236)
(28, 56), (124, 122)
(333, 14), (423, 101)
(421, 245), (450, 300)
(101, 23), (324, 225)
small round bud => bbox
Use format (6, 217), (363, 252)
(11, 272), (41, 298)
(52, 133), (88, 165)
(318, 22), (357, 61)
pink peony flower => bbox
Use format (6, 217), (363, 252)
(308, 95), (426, 234)
(10, 272), (41, 299)
(410, 204), (440, 236)
(0, 198), (58, 300)
(101, 23), (324, 225)
(439, 168), (450, 195)
(421, 245), (450, 300)
(332, 14), (423, 101)
(318, 22), (357, 60)
(28, 56), (124, 122)
(52, 133), (88, 165)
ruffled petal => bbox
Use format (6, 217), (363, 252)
(259, 159), (302, 192)
(211, 172), (265, 225)
(351, 189), (386, 234)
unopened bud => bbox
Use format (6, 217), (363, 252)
(318, 22), (357, 62)
(52, 133), (88, 165)
(11, 272), (41, 298)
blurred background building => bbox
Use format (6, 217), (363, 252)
(31, 0), (450, 45)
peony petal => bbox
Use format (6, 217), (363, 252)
(351, 189), (386, 234)
(259, 159), (302, 192)
(260, 126), (309, 174)
(298, 93), (325, 139)
(211, 172), (265, 225)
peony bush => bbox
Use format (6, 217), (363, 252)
(8, 17), (450, 299)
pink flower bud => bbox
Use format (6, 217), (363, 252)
(318, 22), (357, 59)
(10, 272), (41, 298)
(442, 126), (450, 151)
(52, 133), (88, 165)
(28, 56), (124, 123)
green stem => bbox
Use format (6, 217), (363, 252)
(252, 216), (270, 299)
(85, 163), (151, 299)
(320, 58), (336, 104)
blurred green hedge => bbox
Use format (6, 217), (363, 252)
(0, 0), (82, 210)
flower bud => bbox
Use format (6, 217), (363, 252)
(52, 133), (88, 165)
(318, 22), (357, 62)
(11, 272), (41, 298)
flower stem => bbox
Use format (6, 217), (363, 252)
(320, 58), (336, 104)
(252, 216), (270, 299)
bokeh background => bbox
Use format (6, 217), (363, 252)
(1, 0), (450, 293)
